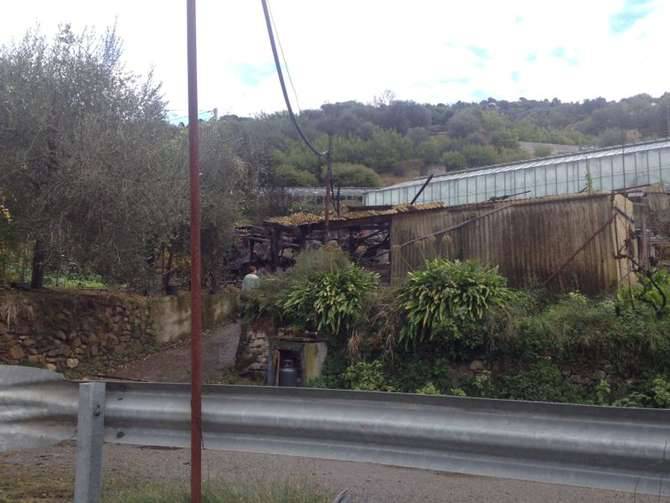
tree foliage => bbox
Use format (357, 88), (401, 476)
(0, 26), (246, 292)
(326, 163), (381, 187)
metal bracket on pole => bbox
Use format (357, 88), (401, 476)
(74, 382), (106, 503)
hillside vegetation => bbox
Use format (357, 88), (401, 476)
(244, 249), (670, 407)
(225, 92), (670, 187)
(2, 24), (669, 292)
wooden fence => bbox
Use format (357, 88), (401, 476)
(390, 193), (636, 293)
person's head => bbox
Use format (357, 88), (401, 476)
(248, 265), (257, 274)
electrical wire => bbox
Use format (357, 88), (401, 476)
(266, 0), (302, 114)
(260, 0), (326, 159)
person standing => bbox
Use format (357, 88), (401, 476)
(242, 265), (260, 292)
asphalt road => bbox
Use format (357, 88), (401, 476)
(1, 443), (667, 502)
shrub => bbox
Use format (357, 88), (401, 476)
(241, 246), (351, 323)
(508, 292), (670, 376)
(274, 164), (318, 187)
(323, 163), (382, 187)
(461, 144), (498, 167)
(614, 375), (670, 408)
(344, 360), (395, 391)
(617, 269), (670, 319)
(594, 379), (612, 405)
(384, 356), (452, 393)
(440, 151), (467, 171)
(416, 382), (440, 395)
(465, 370), (496, 398)
(533, 145), (553, 157)
(305, 348), (349, 390)
(396, 259), (511, 353)
(498, 361), (583, 403)
(280, 263), (378, 337)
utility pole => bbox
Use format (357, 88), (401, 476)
(324, 134), (333, 241)
(186, 0), (202, 502)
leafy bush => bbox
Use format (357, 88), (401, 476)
(448, 387), (467, 397)
(45, 273), (106, 289)
(594, 379), (612, 405)
(464, 370), (497, 398)
(343, 360), (395, 391)
(280, 263), (378, 337)
(305, 347), (349, 389)
(416, 382), (440, 395)
(508, 292), (670, 375)
(617, 269), (670, 319)
(323, 163), (382, 187)
(384, 356), (451, 393)
(497, 361), (583, 403)
(440, 151), (467, 170)
(240, 274), (289, 323)
(287, 245), (352, 281)
(397, 259), (511, 352)
(533, 145), (553, 157)
(460, 144), (498, 167)
(241, 246), (351, 323)
(614, 375), (670, 408)
(273, 164), (318, 187)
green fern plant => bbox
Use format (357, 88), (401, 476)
(280, 264), (378, 337)
(397, 259), (511, 349)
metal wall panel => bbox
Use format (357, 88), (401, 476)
(2, 365), (669, 497)
(364, 140), (670, 206)
(390, 193), (635, 292)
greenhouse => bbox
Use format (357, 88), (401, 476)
(363, 139), (670, 207)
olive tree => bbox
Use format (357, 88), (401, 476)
(0, 25), (170, 288)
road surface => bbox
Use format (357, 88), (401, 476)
(1, 442), (667, 502)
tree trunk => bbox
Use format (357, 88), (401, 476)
(31, 239), (46, 289)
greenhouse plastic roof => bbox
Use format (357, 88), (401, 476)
(368, 138), (670, 192)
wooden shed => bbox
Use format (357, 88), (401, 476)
(241, 193), (637, 294)
(390, 193), (636, 293)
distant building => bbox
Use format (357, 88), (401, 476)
(364, 139), (670, 207)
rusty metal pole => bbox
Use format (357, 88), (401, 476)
(186, 0), (202, 502)
(324, 134), (333, 241)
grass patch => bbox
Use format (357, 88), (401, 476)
(0, 460), (72, 502)
(103, 481), (331, 503)
(45, 273), (107, 289)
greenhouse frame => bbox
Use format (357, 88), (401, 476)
(363, 139), (670, 207)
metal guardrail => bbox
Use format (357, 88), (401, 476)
(2, 365), (670, 498)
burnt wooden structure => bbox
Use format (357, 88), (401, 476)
(236, 204), (446, 280)
(237, 194), (641, 293)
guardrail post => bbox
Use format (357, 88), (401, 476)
(74, 382), (106, 503)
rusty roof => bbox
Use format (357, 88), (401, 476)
(266, 202), (446, 227)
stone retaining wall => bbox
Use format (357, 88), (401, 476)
(0, 287), (238, 373)
(235, 319), (271, 377)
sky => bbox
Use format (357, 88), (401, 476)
(1, 0), (668, 119)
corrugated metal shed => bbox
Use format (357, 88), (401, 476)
(366, 139), (670, 206)
(390, 193), (635, 293)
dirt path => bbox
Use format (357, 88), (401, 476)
(1, 443), (666, 503)
(109, 323), (241, 383)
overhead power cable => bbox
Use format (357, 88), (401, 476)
(266, 0), (302, 114)
(260, 0), (326, 159)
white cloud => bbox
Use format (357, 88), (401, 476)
(1, 0), (669, 115)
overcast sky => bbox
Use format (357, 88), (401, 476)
(2, 0), (668, 119)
